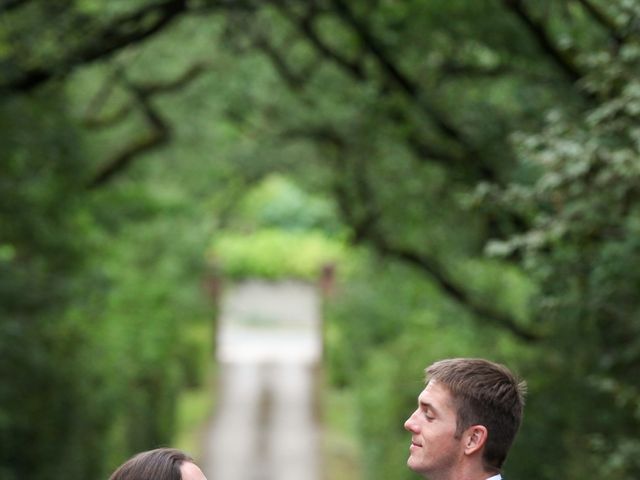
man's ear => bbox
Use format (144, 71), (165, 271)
(463, 425), (488, 456)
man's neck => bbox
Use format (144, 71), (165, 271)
(425, 464), (499, 480)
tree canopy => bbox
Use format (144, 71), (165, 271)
(2, 1), (640, 479)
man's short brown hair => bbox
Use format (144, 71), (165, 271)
(109, 448), (192, 480)
(426, 358), (526, 472)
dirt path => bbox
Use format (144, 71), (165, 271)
(201, 280), (322, 480)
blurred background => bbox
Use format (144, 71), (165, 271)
(1, 1), (640, 479)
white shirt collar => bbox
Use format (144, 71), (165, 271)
(486, 475), (502, 480)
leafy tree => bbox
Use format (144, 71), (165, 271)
(0, 87), (106, 479)
(485, 35), (640, 478)
(2, 1), (640, 478)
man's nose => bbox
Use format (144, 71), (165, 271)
(404, 410), (419, 432)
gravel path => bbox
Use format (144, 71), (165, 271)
(201, 280), (322, 480)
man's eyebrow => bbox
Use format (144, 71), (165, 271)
(418, 399), (439, 414)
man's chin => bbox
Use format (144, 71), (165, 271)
(407, 457), (429, 476)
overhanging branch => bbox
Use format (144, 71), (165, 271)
(86, 59), (211, 189)
(576, 0), (626, 46)
(87, 80), (170, 189)
(83, 60), (210, 128)
(329, 0), (472, 150)
(251, 33), (309, 92)
(0, 0), (32, 14)
(2, 0), (190, 92)
(322, 135), (539, 342)
(0, 0), (253, 93)
(502, 0), (584, 84)
(265, 0), (503, 183)
(272, 1), (366, 81)
(371, 237), (539, 341)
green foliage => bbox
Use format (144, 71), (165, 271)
(173, 359), (216, 458)
(211, 228), (346, 281)
(88, 200), (213, 466)
(233, 174), (341, 234)
(0, 89), (215, 479)
(324, 255), (535, 480)
(3, 1), (640, 479)
(210, 174), (347, 280)
(0, 88), (103, 480)
(483, 38), (640, 480)
(323, 386), (363, 480)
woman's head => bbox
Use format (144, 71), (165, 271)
(109, 448), (207, 480)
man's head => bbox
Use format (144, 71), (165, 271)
(404, 358), (526, 479)
(109, 448), (207, 480)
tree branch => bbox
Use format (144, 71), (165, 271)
(82, 65), (130, 128)
(371, 236), (539, 341)
(86, 57), (214, 188)
(87, 80), (170, 189)
(439, 61), (517, 78)
(83, 60), (210, 127)
(321, 135), (539, 342)
(343, 175), (537, 340)
(502, 0), (584, 84)
(576, 0), (626, 46)
(272, 1), (366, 80)
(251, 34), (309, 92)
(84, 103), (134, 129)
(0, 0), (252, 93)
(383, 102), (498, 182)
(248, 1), (511, 186)
(2, 0), (190, 92)
(137, 61), (212, 95)
(329, 0), (474, 150)
(0, 0), (32, 14)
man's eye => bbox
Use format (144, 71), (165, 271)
(424, 413), (434, 420)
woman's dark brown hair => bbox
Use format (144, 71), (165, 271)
(109, 448), (193, 480)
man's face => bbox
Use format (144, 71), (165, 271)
(404, 380), (464, 478)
